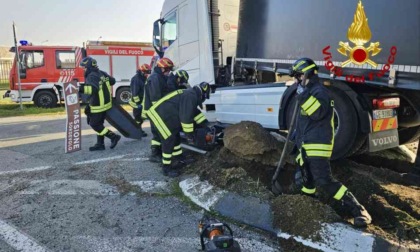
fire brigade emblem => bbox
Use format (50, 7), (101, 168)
(338, 0), (381, 67)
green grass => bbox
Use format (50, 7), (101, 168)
(0, 89), (65, 117)
(0, 89), (133, 118)
(0, 81), (9, 91)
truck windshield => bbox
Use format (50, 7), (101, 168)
(20, 50), (44, 69)
(162, 11), (177, 48)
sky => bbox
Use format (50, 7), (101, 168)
(0, 0), (165, 47)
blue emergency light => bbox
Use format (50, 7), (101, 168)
(19, 40), (28, 46)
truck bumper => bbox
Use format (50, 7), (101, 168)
(3, 90), (10, 98)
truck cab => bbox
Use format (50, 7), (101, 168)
(7, 45), (84, 107)
(153, 0), (420, 159)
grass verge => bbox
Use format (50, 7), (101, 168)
(0, 81), (9, 91)
(0, 90), (132, 118)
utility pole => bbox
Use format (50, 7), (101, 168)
(12, 22), (23, 110)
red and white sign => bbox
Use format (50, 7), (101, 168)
(64, 80), (81, 153)
(87, 46), (155, 56)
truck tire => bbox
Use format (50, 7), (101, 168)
(285, 87), (359, 160)
(398, 126), (420, 145)
(115, 87), (131, 104)
(33, 90), (58, 108)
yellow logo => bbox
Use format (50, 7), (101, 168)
(338, 0), (381, 67)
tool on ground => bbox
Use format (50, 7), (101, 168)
(271, 98), (300, 195)
(181, 125), (223, 154)
(199, 216), (241, 252)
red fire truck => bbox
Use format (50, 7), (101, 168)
(4, 40), (155, 107)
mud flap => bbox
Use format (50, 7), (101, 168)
(105, 104), (143, 140)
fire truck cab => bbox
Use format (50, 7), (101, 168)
(4, 41), (154, 108)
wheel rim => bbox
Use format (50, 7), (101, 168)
(39, 95), (52, 107)
(120, 91), (131, 103)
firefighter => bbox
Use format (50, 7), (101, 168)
(146, 82), (211, 177)
(129, 63), (151, 137)
(167, 69), (191, 91)
(143, 57), (174, 162)
(289, 58), (372, 227)
(79, 56), (121, 151)
(166, 69), (208, 165)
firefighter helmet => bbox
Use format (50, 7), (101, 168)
(196, 82), (210, 102)
(80, 57), (98, 69)
(175, 70), (189, 84)
(139, 64), (151, 74)
(289, 58), (318, 78)
(156, 57), (174, 70)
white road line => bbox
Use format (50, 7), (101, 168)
(0, 129), (97, 148)
(74, 155), (127, 165)
(179, 176), (227, 211)
(74, 236), (278, 252)
(0, 166), (52, 176)
(130, 181), (170, 193)
(20, 180), (119, 196)
(19, 180), (170, 195)
(119, 157), (149, 162)
(0, 219), (50, 252)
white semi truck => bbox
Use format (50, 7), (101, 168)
(152, 0), (420, 160)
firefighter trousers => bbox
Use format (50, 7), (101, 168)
(161, 133), (182, 166)
(298, 155), (347, 201)
(133, 107), (143, 125)
(150, 121), (161, 149)
(89, 112), (110, 136)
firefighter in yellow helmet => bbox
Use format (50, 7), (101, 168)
(290, 58), (371, 227)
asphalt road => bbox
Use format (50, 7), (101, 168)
(0, 114), (281, 252)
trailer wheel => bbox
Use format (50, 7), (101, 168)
(116, 87), (131, 104)
(34, 90), (58, 108)
(398, 126), (420, 145)
(285, 87), (359, 160)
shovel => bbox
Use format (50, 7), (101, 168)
(271, 99), (299, 195)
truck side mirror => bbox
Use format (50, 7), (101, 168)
(153, 19), (164, 58)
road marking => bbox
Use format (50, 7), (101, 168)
(119, 157), (149, 162)
(19, 180), (170, 195)
(0, 166), (52, 176)
(0, 219), (50, 252)
(130, 181), (170, 193)
(179, 176), (227, 211)
(74, 155), (126, 165)
(74, 236), (278, 252)
(0, 129), (97, 148)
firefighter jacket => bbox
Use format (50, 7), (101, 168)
(129, 70), (146, 108)
(146, 88), (207, 140)
(144, 67), (168, 111)
(79, 69), (115, 114)
(295, 76), (334, 161)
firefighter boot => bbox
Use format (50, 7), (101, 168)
(105, 130), (121, 149)
(140, 127), (148, 137)
(341, 191), (372, 227)
(136, 120), (148, 137)
(162, 164), (180, 178)
(149, 146), (161, 163)
(89, 135), (105, 151)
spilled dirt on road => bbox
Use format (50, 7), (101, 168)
(185, 121), (420, 247)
